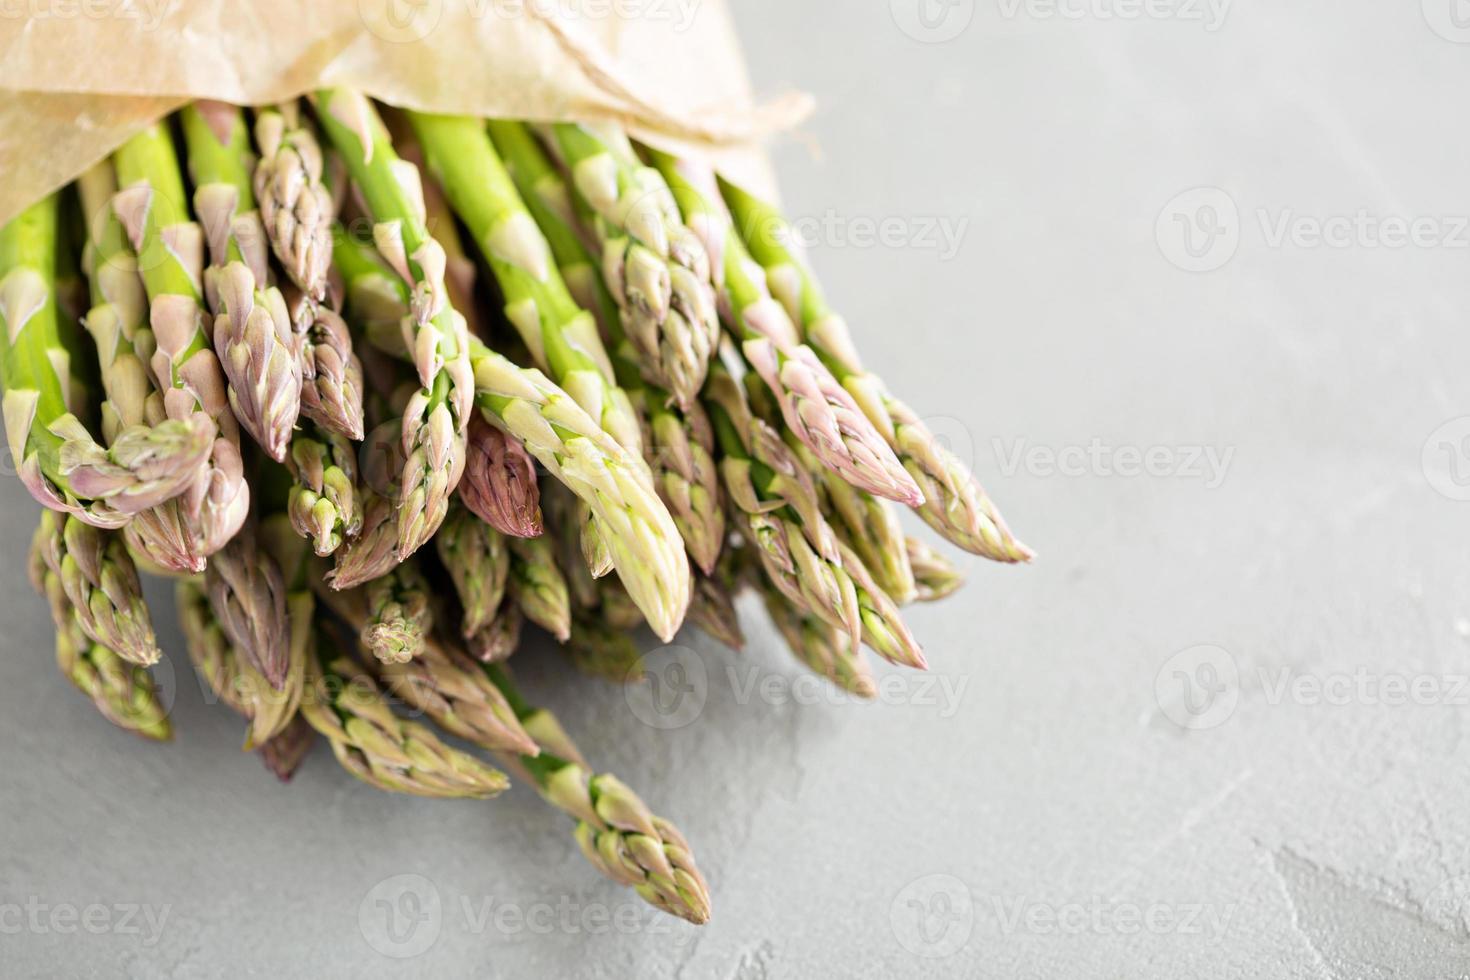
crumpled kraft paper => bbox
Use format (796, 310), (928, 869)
(0, 0), (811, 223)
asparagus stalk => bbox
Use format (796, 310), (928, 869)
(288, 293), (366, 442)
(462, 413), (542, 538)
(181, 101), (303, 463)
(467, 603), (523, 664)
(411, 115), (640, 583)
(256, 105), (364, 442)
(508, 532), (572, 642)
(688, 571), (745, 652)
(179, 577), (306, 749)
(544, 480), (602, 612)
(759, 576), (876, 700)
(257, 716), (317, 782)
(412, 113), (644, 458)
(535, 122), (719, 412)
(545, 482), (646, 640)
(29, 523), (171, 740)
(76, 163), (166, 441)
(494, 126), (724, 577)
(719, 179), (1033, 562)
(786, 432), (915, 604)
(1, 193), (213, 528)
(647, 151), (924, 508)
(360, 561), (434, 664)
(595, 578), (644, 632)
(313, 89), (475, 559)
(377, 640), (536, 755)
(299, 627), (509, 799)
(906, 537), (965, 603)
(746, 367), (913, 600)
(253, 102), (334, 301)
(565, 616), (646, 684)
(486, 664), (712, 924)
(404, 136), (486, 341)
(32, 510), (159, 666)
(326, 485), (400, 591)
(644, 395), (725, 577)
(286, 421), (362, 556)
(112, 122), (251, 568)
(336, 229), (692, 641)
(314, 586), (537, 756)
(322, 414), (405, 589)
(489, 121), (617, 342)
(437, 504), (510, 637)
(205, 517), (292, 689)
(705, 362), (925, 670)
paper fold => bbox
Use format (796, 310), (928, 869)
(0, 0), (809, 223)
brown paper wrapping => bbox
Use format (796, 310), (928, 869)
(0, 0), (811, 223)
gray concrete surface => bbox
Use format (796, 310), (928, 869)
(5, 2), (1470, 977)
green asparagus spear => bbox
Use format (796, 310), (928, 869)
(648, 151), (923, 508)
(493, 125), (724, 576)
(300, 626), (508, 799)
(1, 193), (212, 529)
(705, 361), (925, 670)
(181, 101), (302, 462)
(313, 89), (475, 559)
(719, 178), (1032, 562)
(336, 228), (692, 641)
(487, 664), (712, 924)
(538, 122), (720, 412)
(112, 123), (251, 568)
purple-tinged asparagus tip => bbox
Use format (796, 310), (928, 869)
(461, 414), (543, 538)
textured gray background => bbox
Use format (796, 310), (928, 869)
(5, 1), (1470, 977)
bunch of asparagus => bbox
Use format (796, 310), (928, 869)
(3, 95), (1029, 926)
